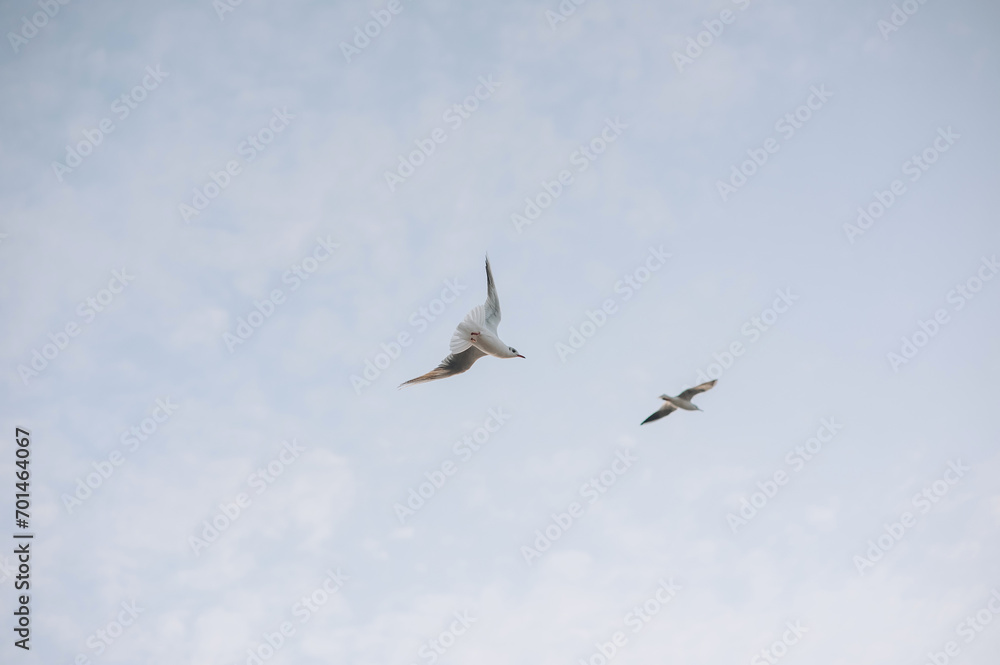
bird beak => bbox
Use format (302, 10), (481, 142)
(516, 353), (525, 358)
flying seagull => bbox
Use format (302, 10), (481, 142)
(400, 256), (524, 387)
(640, 380), (717, 425)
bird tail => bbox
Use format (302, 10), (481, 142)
(398, 369), (449, 388)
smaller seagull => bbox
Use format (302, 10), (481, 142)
(400, 255), (524, 387)
(640, 380), (717, 425)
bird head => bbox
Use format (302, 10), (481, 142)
(508, 346), (525, 359)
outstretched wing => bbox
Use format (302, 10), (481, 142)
(449, 305), (486, 354)
(399, 346), (487, 387)
(641, 403), (676, 425)
(484, 255), (501, 331)
(448, 256), (502, 354)
(678, 380), (717, 402)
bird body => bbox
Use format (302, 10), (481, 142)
(641, 380), (717, 424)
(400, 256), (523, 387)
(468, 328), (518, 358)
(660, 396), (700, 411)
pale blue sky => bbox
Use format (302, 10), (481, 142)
(1, 0), (999, 663)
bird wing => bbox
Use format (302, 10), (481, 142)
(483, 255), (502, 332)
(449, 304), (486, 354)
(448, 256), (502, 354)
(399, 346), (487, 387)
(678, 380), (717, 401)
(641, 403), (677, 425)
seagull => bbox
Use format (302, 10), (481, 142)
(400, 256), (524, 387)
(640, 380), (717, 425)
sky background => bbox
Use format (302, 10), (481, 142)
(1, 0), (999, 663)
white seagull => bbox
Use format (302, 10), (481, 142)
(640, 380), (717, 425)
(400, 256), (524, 387)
